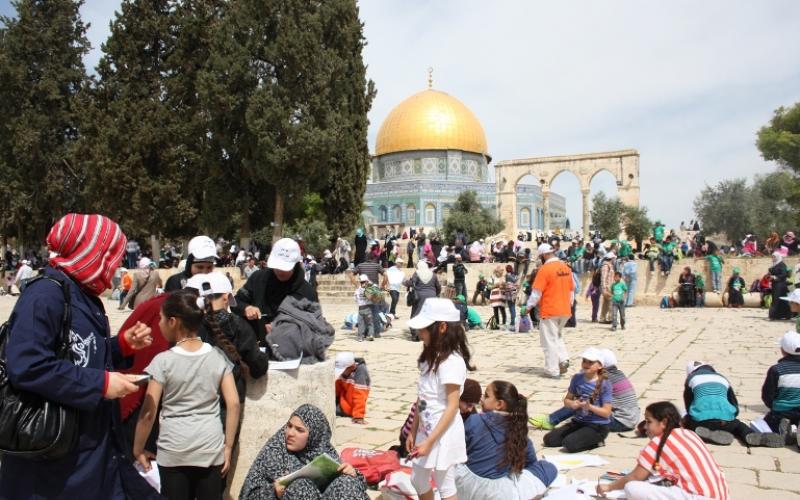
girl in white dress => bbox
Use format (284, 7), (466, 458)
(406, 298), (475, 500)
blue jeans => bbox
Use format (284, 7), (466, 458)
(549, 407), (633, 432)
(506, 300), (516, 326)
(370, 303), (384, 335)
(624, 277), (637, 307)
(711, 270), (721, 292)
(659, 254), (673, 274)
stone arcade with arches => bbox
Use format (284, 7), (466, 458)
(495, 149), (640, 238)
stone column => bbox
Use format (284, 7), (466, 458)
(581, 188), (591, 240)
(542, 188), (551, 232)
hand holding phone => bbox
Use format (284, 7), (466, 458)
(129, 374), (151, 386)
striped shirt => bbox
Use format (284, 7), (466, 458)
(686, 367), (737, 421)
(762, 356), (800, 413)
(607, 367), (640, 428)
(638, 428), (728, 500)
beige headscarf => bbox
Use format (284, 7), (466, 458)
(416, 261), (433, 284)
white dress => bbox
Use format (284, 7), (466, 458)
(414, 353), (467, 470)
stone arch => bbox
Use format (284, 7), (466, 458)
(424, 203), (436, 226)
(495, 149), (639, 239)
(391, 204), (402, 222)
(379, 205), (388, 223)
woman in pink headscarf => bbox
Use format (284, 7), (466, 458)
(1, 214), (159, 499)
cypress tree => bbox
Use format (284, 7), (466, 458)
(0, 0), (90, 246)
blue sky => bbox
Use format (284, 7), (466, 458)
(3, 0), (799, 231)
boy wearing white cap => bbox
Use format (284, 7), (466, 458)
(760, 331), (800, 443)
(335, 352), (371, 424)
(164, 235), (218, 291)
(233, 238), (318, 343)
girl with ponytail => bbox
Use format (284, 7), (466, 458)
(186, 272), (269, 406)
(133, 289), (241, 500)
(543, 347), (612, 452)
(597, 401), (729, 499)
(454, 380), (558, 500)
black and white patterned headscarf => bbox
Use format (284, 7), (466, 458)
(240, 404), (368, 500)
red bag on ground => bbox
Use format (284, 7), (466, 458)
(340, 448), (402, 485)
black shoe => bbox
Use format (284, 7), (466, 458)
(695, 427), (734, 445)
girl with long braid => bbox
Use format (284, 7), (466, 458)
(543, 348), (612, 452)
(597, 401), (729, 499)
(185, 272), (269, 406)
(455, 380), (557, 499)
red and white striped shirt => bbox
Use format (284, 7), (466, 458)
(637, 428), (729, 500)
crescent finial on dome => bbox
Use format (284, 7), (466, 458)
(427, 67), (433, 89)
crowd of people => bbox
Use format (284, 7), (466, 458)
(2, 214), (800, 500)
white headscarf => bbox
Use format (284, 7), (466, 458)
(416, 261), (433, 284)
(773, 251), (784, 264)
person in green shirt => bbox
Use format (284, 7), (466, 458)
(706, 250), (724, 293)
(659, 236), (676, 276)
(653, 221), (665, 244)
(610, 271), (627, 331)
(694, 273), (706, 307)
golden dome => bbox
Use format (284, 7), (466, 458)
(375, 88), (489, 157)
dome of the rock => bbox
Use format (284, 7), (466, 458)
(375, 88), (489, 158)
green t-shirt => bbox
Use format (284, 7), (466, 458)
(661, 242), (676, 255)
(694, 274), (705, 288)
(611, 281), (628, 303)
(466, 307), (482, 327)
(706, 254), (723, 272)
(618, 241), (632, 257)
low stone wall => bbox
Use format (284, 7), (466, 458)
(225, 358), (336, 499)
(317, 256), (796, 307)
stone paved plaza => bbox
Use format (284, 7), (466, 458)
(3, 292), (798, 499)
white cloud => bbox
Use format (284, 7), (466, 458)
(3, 0), (798, 230)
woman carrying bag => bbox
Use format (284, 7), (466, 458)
(0, 214), (159, 499)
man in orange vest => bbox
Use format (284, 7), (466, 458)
(527, 243), (575, 378)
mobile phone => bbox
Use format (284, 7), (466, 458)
(407, 449), (420, 459)
(130, 374), (151, 386)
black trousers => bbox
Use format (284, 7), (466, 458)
(160, 465), (223, 500)
(543, 420), (609, 452)
(493, 305), (506, 324)
(684, 417), (752, 442)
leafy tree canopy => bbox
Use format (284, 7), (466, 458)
(442, 190), (504, 243)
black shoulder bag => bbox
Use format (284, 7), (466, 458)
(0, 276), (79, 460)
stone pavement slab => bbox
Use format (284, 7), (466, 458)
(2, 288), (798, 499)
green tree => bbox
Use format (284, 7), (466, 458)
(749, 171), (798, 234)
(590, 192), (625, 240)
(0, 0), (89, 246)
(442, 190), (504, 242)
(693, 178), (753, 243)
(76, 0), (197, 242)
(622, 205), (652, 249)
(757, 102), (800, 173)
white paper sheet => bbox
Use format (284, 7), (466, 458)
(267, 354), (303, 370)
(542, 453), (609, 471)
(134, 460), (161, 493)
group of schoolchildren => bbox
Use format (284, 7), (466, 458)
(332, 298), (800, 500)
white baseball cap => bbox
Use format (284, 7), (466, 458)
(580, 347), (604, 365)
(138, 257), (153, 269)
(184, 272), (236, 306)
(188, 235), (218, 262)
(267, 238), (302, 271)
(334, 352), (356, 378)
(600, 348), (618, 368)
(407, 298), (461, 329)
(686, 360), (705, 375)
(780, 289), (800, 304)
(358, 274), (370, 283)
(780, 330), (800, 355)
(537, 243), (554, 256)
(604, 252), (616, 259)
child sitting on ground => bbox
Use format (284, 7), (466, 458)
(683, 360), (783, 447)
(335, 351), (371, 425)
(596, 401), (729, 500)
(542, 348), (612, 452)
(531, 348), (639, 432)
(759, 330), (800, 446)
(455, 380), (558, 500)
